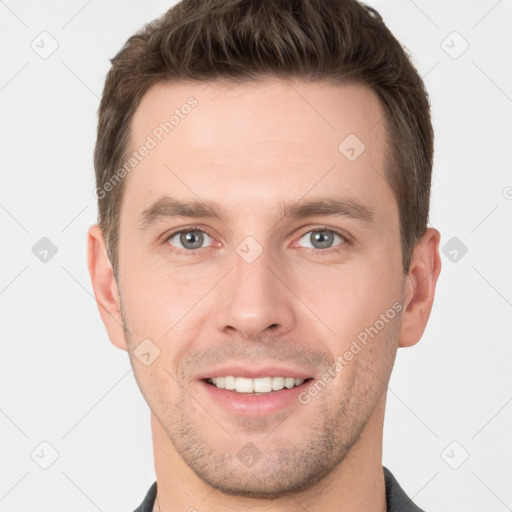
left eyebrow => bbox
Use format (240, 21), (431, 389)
(137, 195), (376, 231)
(277, 197), (375, 225)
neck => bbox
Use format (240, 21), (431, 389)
(151, 397), (387, 512)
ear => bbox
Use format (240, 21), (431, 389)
(399, 227), (442, 348)
(87, 224), (128, 351)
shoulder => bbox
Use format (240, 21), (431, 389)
(384, 467), (426, 512)
(132, 481), (157, 512)
(132, 471), (423, 511)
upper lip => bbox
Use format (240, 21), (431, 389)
(197, 365), (315, 380)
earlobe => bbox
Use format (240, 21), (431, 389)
(398, 228), (442, 348)
(87, 224), (128, 351)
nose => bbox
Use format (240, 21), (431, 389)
(214, 244), (296, 340)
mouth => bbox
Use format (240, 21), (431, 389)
(197, 367), (317, 416)
(203, 376), (314, 395)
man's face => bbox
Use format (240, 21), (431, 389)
(117, 79), (406, 497)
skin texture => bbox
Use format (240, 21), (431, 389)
(88, 79), (441, 512)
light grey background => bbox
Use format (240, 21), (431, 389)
(1, 1), (511, 511)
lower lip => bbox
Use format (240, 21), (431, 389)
(199, 379), (313, 417)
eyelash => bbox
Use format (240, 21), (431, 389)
(163, 224), (351, 257)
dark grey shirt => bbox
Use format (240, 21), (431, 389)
(133, 466), (424, 511)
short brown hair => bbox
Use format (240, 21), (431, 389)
(94, 0), (433, 276)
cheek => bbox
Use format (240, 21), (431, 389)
(130, 357), (182, 420)
(119, 255), (206, 329)
(119, 261), (213, 377)
(295, 261), (399, 335)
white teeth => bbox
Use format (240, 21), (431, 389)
(253, 377), (272, 393)
(235, 377), (253, 393)
(209, 376), (306, 393)
(272, 376), (285, 391)
(224, 376), (236, 390)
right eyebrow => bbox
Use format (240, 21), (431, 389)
(138, 197), (226, 230)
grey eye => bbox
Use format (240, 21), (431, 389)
(297, 230), (345, 250)
(168, 229), (213, 250)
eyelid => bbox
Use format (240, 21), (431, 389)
(163, 224), (212, 239)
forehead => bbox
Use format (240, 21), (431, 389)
(131, 78), (388, 155)
(122, 78), (394, 225)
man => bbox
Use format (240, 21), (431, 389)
(87, 0), (441, 510)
